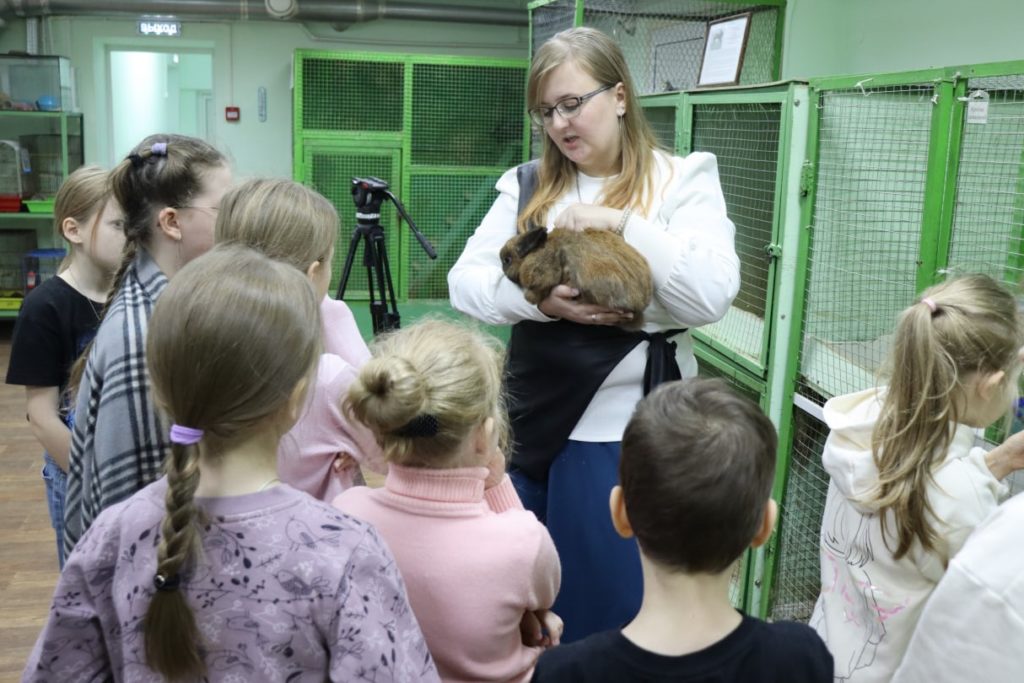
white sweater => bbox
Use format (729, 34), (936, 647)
(447, 151), (739, 441)
(810, 388), (1008, 683)
(892, 491), (1024, 683)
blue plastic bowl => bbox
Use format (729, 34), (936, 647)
(36, 96), (60, 112)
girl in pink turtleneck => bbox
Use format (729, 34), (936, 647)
(334, 319), (562, 683)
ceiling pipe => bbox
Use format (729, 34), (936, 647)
(0, 0), (527, 28)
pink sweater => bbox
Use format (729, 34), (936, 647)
(277, 296), (385, 499)
(333, 465), (561, 683)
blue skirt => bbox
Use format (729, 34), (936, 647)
(511, 440), (643, 643)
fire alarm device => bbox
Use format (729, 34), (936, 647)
(225, 106), (240, 122)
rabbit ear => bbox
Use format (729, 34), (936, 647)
(516, 227), (548, 258)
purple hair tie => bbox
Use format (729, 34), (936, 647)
(151, 142), (168, 156)
(169, 424), (204, 445)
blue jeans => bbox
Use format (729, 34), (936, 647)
(41, 453), (67, 569)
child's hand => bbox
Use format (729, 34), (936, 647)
(984, 430), (1024, 480)
(484, 448), (507, 490)
(332, 452), (358, 473)
(519, 609), (564, 648)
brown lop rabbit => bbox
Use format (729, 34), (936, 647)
(500, 226), (653, 323)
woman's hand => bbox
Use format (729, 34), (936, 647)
(539, 284), (634, 326)
(553, 204), (624, 232)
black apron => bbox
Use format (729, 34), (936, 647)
(505, 161), (685, 481)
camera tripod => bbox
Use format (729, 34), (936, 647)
(335, 177), (436, 335)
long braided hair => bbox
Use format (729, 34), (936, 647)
(142, 244), (320, 679)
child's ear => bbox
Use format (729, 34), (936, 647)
(473, 416), (497, 456)
(608, 485), (634, 539)
(282, 376), (311, 429)
(516, 227), (548, 258)
(306, 259), (322, 283)
(61, 217), (84, 245)
(157, 207), (182, 241)
(751, 499), (778, 549)
(977, 369), (1007, 401)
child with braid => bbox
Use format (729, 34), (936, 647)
(23, 245), (439, 683)
(63, 134), (232, 556)
(334, 319), (562, 683)
(214, 178), (385, 498)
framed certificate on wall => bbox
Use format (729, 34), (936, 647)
(697, 12), (753, 88)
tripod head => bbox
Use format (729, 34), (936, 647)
(336, 177), (437, 335)
(351, 177), (437, 260)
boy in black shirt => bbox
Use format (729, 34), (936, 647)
(532, 379), (833, 682)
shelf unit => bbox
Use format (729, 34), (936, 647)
(0, 111), (83, 319)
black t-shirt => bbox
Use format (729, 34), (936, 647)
(531, 615), (833, 683)
(6, 276), (104, 415)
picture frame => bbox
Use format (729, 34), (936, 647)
(697, 12), (753, 88)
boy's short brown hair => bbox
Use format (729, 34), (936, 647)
(620, 378), (778, 574)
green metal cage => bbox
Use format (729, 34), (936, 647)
(529, 0), (785, 95)
(762, 61), (1024, 624)
(293, 51), (528, 304)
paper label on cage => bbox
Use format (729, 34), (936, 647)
(966, 91), (990, 124)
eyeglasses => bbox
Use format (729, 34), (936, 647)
(528, 84), (614, 127)
(178, 206), (220, 215)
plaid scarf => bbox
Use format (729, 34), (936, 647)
(64, 249), (169, 555)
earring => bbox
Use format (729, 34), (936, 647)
(617, 109), (625, 117)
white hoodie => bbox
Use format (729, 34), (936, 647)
(809, 387), (1007, 683)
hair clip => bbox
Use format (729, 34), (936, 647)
(392, 414), (440, 438)
(151, 142), (168, 156)
(127, 153), (145, 168)
(153, 573), (181, 592)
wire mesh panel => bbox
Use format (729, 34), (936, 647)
(531, 0), (577, 56)
(580, 1), (780, 95)
(800, 85), (935, 400)
(769, 405), (830, 623)
(696, 349), (766, 408)
(694, 351), (768, 610)
(690, 101), (781, 371)
(407, 172), (502, 298)
(300, 58), (404, 132)
(412, 64), (526, 168)
(0, 231), (35, 292)
(307, 149), (399, 299)
(947, 76), (1024, 284)
(643, 103), (677, 151)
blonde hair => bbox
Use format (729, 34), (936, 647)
(142, 244), (320, 680)
(520, 26), (661, 233)
(872, 273), (1023, 559)
(346, 318), (509, 467)
(215, 177), (337, 271)
(53, 165), (112, 271)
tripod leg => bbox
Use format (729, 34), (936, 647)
(368, 229), (399, 333)
(335, 226), (365, 301)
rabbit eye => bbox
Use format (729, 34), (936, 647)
(502, 255), (512, 266)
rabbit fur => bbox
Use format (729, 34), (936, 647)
(500, 226), (653, 321)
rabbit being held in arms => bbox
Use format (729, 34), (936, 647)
(500, 226), (653, 322)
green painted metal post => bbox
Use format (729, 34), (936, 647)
(916, 77), (964, 292)
(756, 85), (821, 620)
